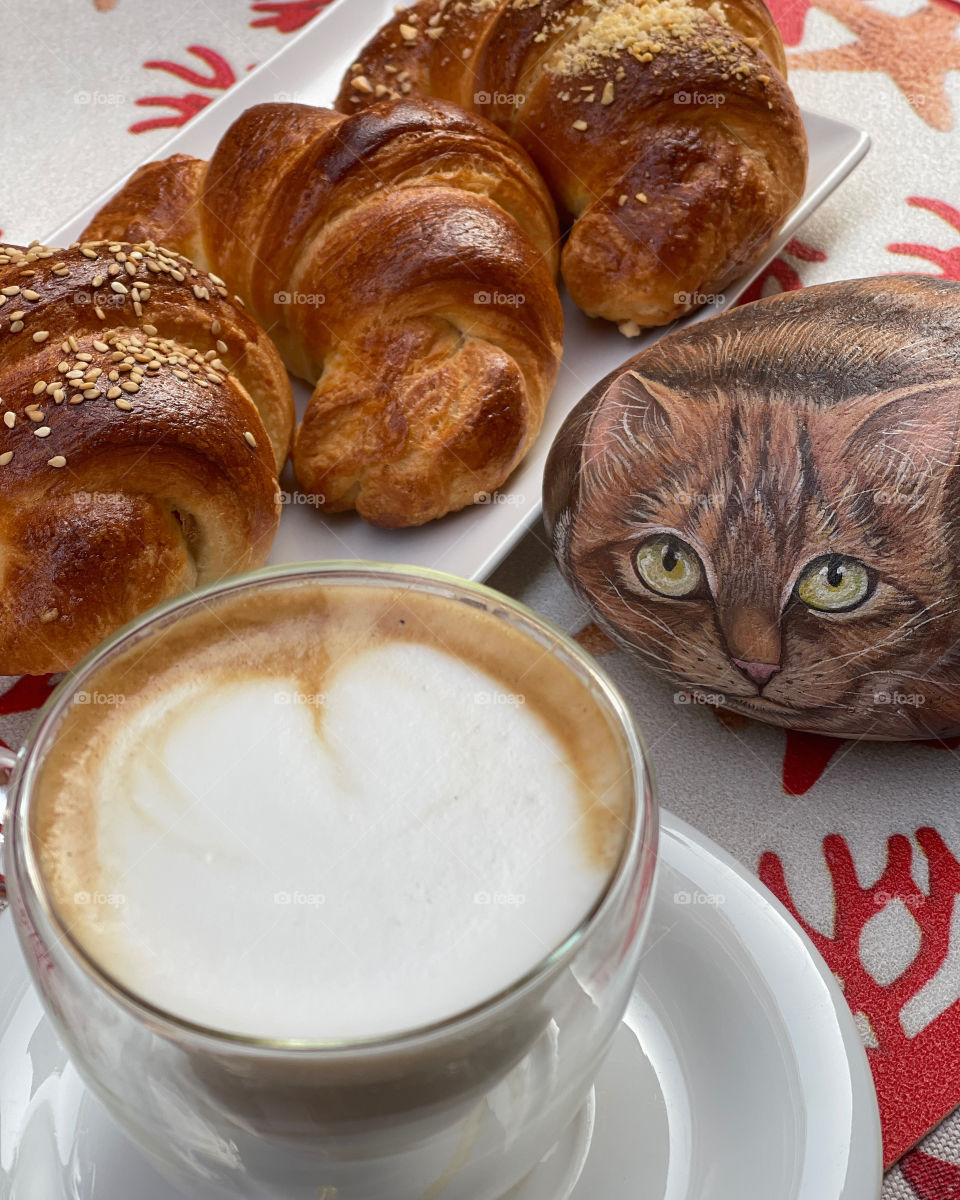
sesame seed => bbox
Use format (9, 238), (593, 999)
(106, 386), (121, 399)
(216, 339), (228, 355)
(2, 412), (13, 428)
(34, 426), (51, 437)
(32, 330), (50, 343)
(80, 247), (98, 259)
(9, 321), (24, 333)
(94, 306), (107, 321)
(115, 398), (133, 411)
(210, 319), (221, 335)
(110, 281), (128, 295)
(68, 336), (78, 352)
(573, 119), (589, 131)
(48, 455), (67, 468)
(9, 310), (25, 321)
(1, 285), (20, 296)
(107, 263), (121, 277)
(0, 451), (11, 466)
(82, 388), (99, 400)
(92, 275), (104, 288)
(120, 381), (139, 393)
(142, 324), (157, 336)
(125, 261), (138, 276)
(54, 389), (65, 403)
(93, 340), (109, 352)
(243, 431), (258, 448)
(32, 382), (46, 397)
(84, 368), (102, 381)
(22, 289), (40, 301)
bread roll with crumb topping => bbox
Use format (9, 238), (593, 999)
(336, 0), (808, 330)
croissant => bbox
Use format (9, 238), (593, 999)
(335, 0), (809, 330)
(0, 239), (294, 676)
(84, 98), (564, 528)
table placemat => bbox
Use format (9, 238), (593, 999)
(2, 0), (960, 1193)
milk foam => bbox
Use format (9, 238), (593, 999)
(43, 617), (628, 1040)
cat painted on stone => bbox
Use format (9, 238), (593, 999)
(544, 276), (960, 740)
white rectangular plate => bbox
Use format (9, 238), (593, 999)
(48, 0), (870, 583)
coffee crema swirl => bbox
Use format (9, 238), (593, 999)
(33, 580), (633, 1041)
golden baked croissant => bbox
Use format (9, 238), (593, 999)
(0, 239), (294, 676)
(84, 98), (564, 528)
(335, 0), (809, 330)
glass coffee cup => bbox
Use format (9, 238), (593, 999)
(0, 562), (658, 1200)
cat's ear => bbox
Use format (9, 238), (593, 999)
(837, 381), (960, 491)
(581, 371), (684, 475)
(543, 368), (685, 561)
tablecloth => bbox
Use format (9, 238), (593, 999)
(2, 0), (960, 1194)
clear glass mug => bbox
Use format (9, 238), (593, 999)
(0, 563), (658, 1200)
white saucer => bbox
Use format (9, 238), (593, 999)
(0, 811), (881, 1200)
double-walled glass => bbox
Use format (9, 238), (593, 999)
(0, 563), (658, 1200)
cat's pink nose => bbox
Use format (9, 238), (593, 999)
(734, 659), (780, 689)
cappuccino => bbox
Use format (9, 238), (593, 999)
(33, 580), (632, 1041)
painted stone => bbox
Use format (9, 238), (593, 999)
(544, 276), (960, 739)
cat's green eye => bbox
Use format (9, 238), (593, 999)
(634, 534), (702, 598)
(795, 554), (874, 613)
